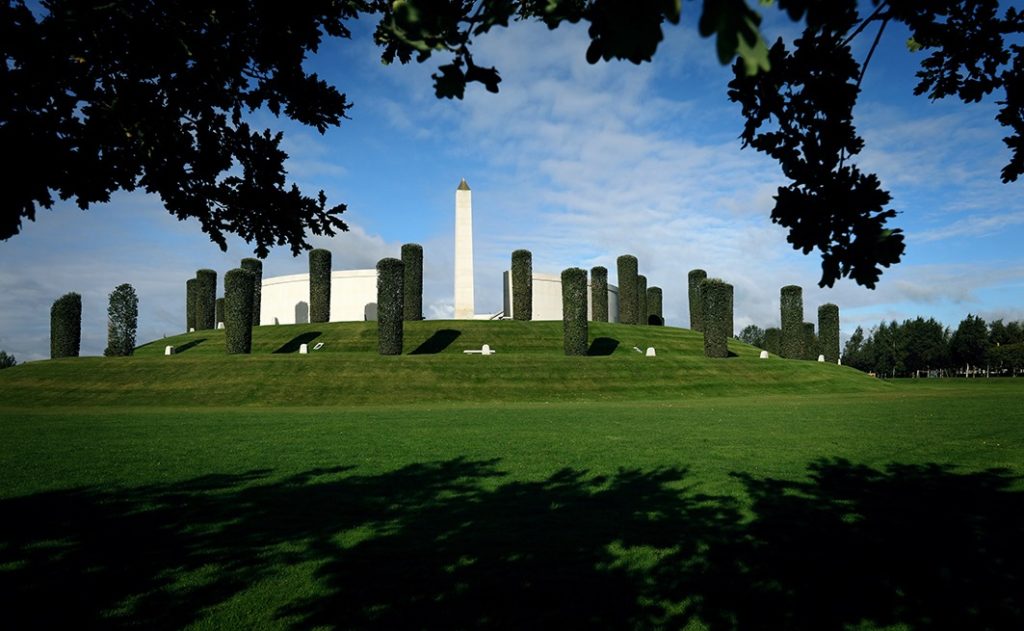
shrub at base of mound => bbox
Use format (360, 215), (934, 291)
(309, 248), (332, 323)
(50, 292), (82, 358)
(224, 268), (255, 354)
(512, 249), (532, 321)
(688, 269), (707, 331)
(780, 285), (804, 359)
(402, 243), (424, 321)
(617, 255), (639, 325)
(701, 278), (730, 358)
(562, 267), (588, 356)
(647, 286), (663, 325)
(819, 303), (840, 363)
(240, 258), (263, 326)
(185, 278), (196, 332)
(377, 257), (405, 355)
(195, 269), (217, 330)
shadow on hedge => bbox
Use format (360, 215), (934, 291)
(274, 332), (322, 354)
(2, 458), (1021, 628)
(410, 329), (461, 355)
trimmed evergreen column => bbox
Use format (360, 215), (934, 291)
(401, 243), (424, 321)
(377, 257), (405, 355)
(802, 322), (818, 360)
(50, 292), (82, 358)
(617, 255), (638, 325)
(511, 249), (532, 320)
(590, 266), (608, 323)
(195, 269), (217, 330)
(700, 279), (730, 358)
(309, 248), (332, 323)
(637, 274), (648, 327)
(688, 269), (707, 331)
(726, 282), (734, 339)
(240, 258), (263, 326)
(561, 267), (588, 356)
(818, 303), (840, 363)
(647, 286), (663, 325)
(780, 285), (804, 359)
(186, 278), (196, 331)
(224, 268), (254, 354)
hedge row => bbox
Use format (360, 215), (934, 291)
(780, 285), (804, 359)
(700, 278), (730, 358)
(818, 303), (840, 363)
(617, 255), (638, 325)
(511, 249), (532, 321)
(590, 266), (608, 323)
(240, 258), (263, 326)
(309, 248), (332, 323)
(105, 283), (138, 357)
(688, 269), (707, 332)
(224, 268), (254, 354)
(647, 286), (663, 325)
(637, 275), (648, 327)
(562, 267), (588, 355)
(402, 243), (423, 321)
(377, 257), (404, 355)
(195, 269), (217, 330)
(50, 292), (82, 358)
(185, 278), (196, 331)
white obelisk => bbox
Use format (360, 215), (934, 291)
(454, 178), (475, 319)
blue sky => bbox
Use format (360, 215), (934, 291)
(1, 9), (1022, 361)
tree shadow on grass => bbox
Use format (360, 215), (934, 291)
(410, 329), (461, 355)
(1, 458), (1021, 629)
(587, 337), (620, 356)
(174, 338), (207, 353)
(273, 332), (322, 354)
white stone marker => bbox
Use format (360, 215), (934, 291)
(817, 354), (826, 362)
(454, 179), (475, 319)
(759, 350), (769, 359)
(217, 322), (224, 329)
(165, 345), (174, 355)
(645, 347), (656, 357)
(299, 344), (308, 354)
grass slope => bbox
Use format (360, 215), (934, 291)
(0, 321), (884, 407)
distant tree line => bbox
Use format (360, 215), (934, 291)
(840, 316), (1024, 378)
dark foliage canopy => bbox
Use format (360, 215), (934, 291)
(376, 0), (1022, 288)
(3, 0), (353, 256)
(7, 1), (1018, 285)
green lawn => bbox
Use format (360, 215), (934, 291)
(1, 322), (1022, 628)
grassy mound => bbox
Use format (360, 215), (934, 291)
(0, 321), (884, 408)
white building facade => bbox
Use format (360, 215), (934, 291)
(260, 270), (378, 325)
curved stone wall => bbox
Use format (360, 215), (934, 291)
(260, 270), (378, 325)
(502, 271), (620, 322)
